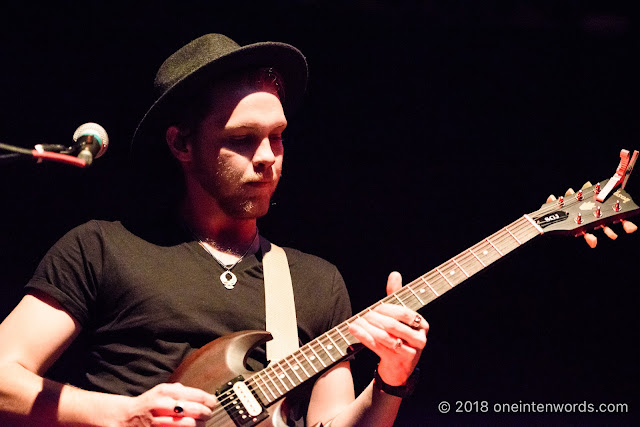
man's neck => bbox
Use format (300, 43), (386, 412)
(181, 198), (258, 254)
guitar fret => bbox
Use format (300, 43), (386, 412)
(468, 248), (486, 267)
(504, 226), (522, 245)
(262, 369), (283, 397)
(291, 352), (311, 378)
(459, 254), (484, 276)
(299, 349), (320, 376)
(284, 357), (303, 383)
(308, 343), (328, 368)
(392, 293), (407, 307)
(257, 371), (278, 401)
(435, 267), (454, 287)
(407, 285), (425, 304)
(335, 326), (353, 348)
(276, 360), (297, 389)
(485, 237), (504, 256)
(398, 289), (422, 311)
(420, 276), (439, 296)
(271, 363), (292, 391)
(327, 334), (345, 357)
(248, 380), (269, 404)
(317, 339), (336, 362)
(524, 214), (544, 234)
(452, 258), (470, 278)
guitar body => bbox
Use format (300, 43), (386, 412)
(169, 330), (287, 427)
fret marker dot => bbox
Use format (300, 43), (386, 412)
(483, 250), (488, 255)
(450, 270), (455, 275)
(420, 289), (425, 293)
(293, 365), (299, 370)
(310, 356), (316, 360)
(279, 374), (285, 379)
(327, 345), (333, 350)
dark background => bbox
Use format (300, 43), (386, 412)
(1, 1), (638, 425)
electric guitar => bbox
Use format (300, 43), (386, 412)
(169, 149), (640, 427)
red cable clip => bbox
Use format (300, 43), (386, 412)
(596, 149), (636, 202)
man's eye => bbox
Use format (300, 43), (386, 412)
(229, 136), (250, 144)
(270, 135), (284, 143)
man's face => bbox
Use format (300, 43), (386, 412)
(184, 82), (287, 219)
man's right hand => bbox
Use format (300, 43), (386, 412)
(125, 382), (216, 426)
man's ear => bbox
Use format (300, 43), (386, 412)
(166, 126), (192, 162)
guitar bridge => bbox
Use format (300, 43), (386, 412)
(216, 375), (268, 427)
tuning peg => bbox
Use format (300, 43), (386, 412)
(584, 233), (598, 248)
(613, 201), (621, 212)
(603, 227), (618, 240)
(576, 190), (583, 201)
(623, 221), (638, 234)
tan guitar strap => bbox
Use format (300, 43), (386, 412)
(260, 237), (299, 362)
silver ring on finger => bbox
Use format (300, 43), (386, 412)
(411, 314), (422, 329)
(392, 338), (403, 352)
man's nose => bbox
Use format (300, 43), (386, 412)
(253, 138), (276, 168)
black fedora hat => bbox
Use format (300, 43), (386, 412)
(131, 33), (308, 158)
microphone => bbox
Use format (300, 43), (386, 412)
(72, 122), (109, 166)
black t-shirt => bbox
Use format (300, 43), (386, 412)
(25, 217), (352, 402)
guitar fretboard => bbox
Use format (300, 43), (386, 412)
(246, 215), (542, 405)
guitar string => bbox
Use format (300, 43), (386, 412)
(210, 185), (601, 419)
(206, 184), (617, 421)
(210, 218), (531, 414)
(233, 185), (609, 409)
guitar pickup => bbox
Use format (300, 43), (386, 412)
(216, 375), (268, 426)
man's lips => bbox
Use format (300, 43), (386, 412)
(245, 180), (275, 187)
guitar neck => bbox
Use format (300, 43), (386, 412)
(248, 215), (543, 406)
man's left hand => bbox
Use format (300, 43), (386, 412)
(348, 271), (427, 387)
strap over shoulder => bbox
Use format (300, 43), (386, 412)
(260, 237), (299, 362)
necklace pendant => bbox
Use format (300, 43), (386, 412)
(220, 271), (238, 290)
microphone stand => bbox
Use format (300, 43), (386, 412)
(0, 141), (88, 168)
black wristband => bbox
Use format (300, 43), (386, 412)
(373, 367), (420, 398)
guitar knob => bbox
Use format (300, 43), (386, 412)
(613, 200), (621, 212)
(594, 205), (602, 218)
(575, 213), (582, 224)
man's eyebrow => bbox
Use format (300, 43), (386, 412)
(225, 122), (288, 131)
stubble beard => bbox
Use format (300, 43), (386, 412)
(207, 163), (279, 220)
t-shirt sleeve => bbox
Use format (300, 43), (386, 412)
(327, 267), (352, 329)
(25, 221), (104, 326)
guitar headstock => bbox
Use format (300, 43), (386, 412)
(529, 180), (639, 236)
(529, 149), (640, 236)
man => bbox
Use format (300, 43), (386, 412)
(0, 34), (428, 426)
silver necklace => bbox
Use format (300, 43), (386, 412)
(194, 230), (259, 290)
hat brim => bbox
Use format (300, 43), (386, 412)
(131, 41), (308, 162)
